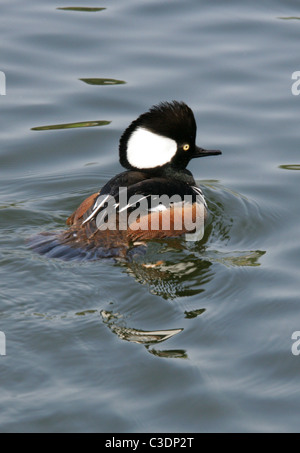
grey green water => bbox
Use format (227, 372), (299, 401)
(1, 0), (300, 433)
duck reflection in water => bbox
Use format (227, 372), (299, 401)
(101, 310), (188, 359)
(121, 233), (265, 300)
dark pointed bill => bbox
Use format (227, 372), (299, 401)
(193, 146), (222, 158)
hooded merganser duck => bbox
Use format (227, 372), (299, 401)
(49, 101), (221, 257)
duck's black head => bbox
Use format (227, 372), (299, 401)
(119, 101), (221, 173)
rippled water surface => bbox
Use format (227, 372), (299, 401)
(1, 0), (300, 433)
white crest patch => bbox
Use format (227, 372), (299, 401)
(127, 127), (177, 169)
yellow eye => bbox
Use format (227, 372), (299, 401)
(183, 144), (190, 151)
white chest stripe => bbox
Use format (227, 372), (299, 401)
(149, 204), (168, 212)
(192, 186), (207, 208)
(118, 196), (148, 214)
(82, 194), (110, 225)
